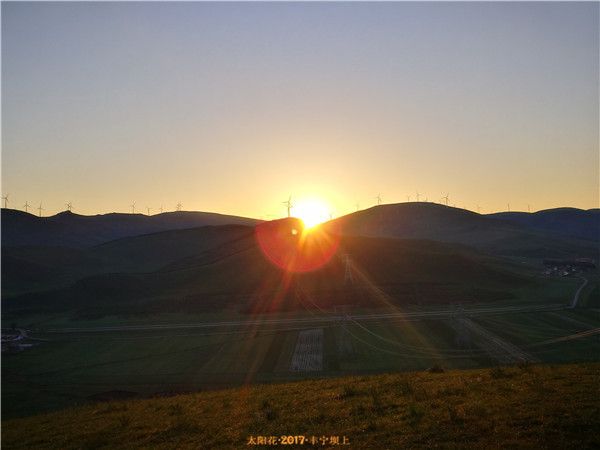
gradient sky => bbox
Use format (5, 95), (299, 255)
(2, 2), (598, 218)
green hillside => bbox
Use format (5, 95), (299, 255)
(1, 225), (255, 297)
(3, 231), (535, 318)
(2, 363), (598, 449)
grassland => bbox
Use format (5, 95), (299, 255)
(2, 362), (599, 449)
(4, 293), (598, 421)
(578, 274), (600, 308)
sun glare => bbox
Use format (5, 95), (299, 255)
(291, 198), (331, 228)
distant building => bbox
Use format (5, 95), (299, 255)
(543, 258), (596, 271)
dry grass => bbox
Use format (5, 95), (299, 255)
(2, 363), (599, 449)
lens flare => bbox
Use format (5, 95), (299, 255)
(255, 218), (341, 273)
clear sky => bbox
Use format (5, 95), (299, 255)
(2, 2), (598, 218)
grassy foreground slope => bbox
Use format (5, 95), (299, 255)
(3, 363), (599, 449)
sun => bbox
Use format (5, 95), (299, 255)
(291, 198), (331, 228)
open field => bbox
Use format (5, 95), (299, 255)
(3, 362), (599, 449)
(3, 291), (598, 420)
(473, 310), (600, 364)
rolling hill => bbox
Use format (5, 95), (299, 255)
(488, 207), (600, 242)
(1, 209), (259, 248)
(324, 202), (598, 259)
(3, 218), (533, 317)
(4, 204), (596, 305)
(1, 225), (256, 297)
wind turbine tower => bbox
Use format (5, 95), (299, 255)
(176, 202), (182, 212)
(376, 194), (382, 205)
(66, 202), (73, 212)
(441, 193), (449, 206)
(146, 207), (151, 215)
(1, 194), (8, 208)
(130, 202), (136, 214)
(343, 254), (354, 285)
(37, 203), (44, 217)
(23, 201), (30, 213)
(282, 196), (293, 217)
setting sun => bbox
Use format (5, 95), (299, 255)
(291, 198), (332, 228)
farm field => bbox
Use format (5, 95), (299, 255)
(3, 291), (598, 420)
(2, 272), (585, 331)
(473, 310), (600, 364)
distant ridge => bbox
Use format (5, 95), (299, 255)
(1, 208), (259, 248)
(487, 208), (600, 242)
(324, 202), (597, 259)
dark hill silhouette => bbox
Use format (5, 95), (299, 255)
(4, 218), (531, 317)
(1, 208), (258, 248)
(324, 202), (597, 259)
(487, 208), (599, 242)
(4, 204), (596, 299)
(2, 225), (255, 296)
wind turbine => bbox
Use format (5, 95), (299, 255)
(375, 194), (382, 205)
(528, 204), (531, 213)
(176, 202), (182, 212)
(37, 203), (44, 217)
(23, 201), (30, 213)
(1, 194), (8, 208)
(282, 196), (293, 217)
(507, 203), (511, 212)
(441, 193), (449, 206)
(146, 207), (151, 215)
(130, 202), (136, 214)
(66, 202), (73, 212)
(160, 205), (164, 213)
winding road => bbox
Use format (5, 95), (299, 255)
(570, 276), (589, 308)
